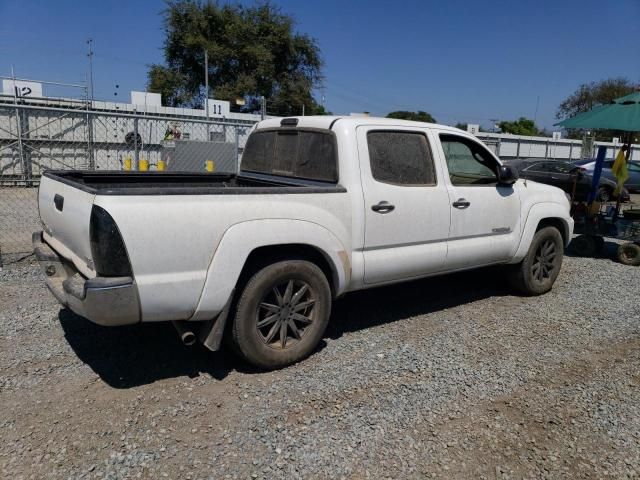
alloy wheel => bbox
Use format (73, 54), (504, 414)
(531, 239), (557, 283)
(255, 279), (316, 349)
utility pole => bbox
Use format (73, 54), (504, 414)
(87, 38), (94, 102)
(204, 49), (210, 140)
(261, 96), (266, 120)
(204, 49), (209, 119)
(86, 39), (95, 169)
(302, 103), (305, 116)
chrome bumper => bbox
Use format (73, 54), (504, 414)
(33, 231), (140, 326)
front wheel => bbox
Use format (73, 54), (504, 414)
(230, 260), (332, 370)
(507, 226), (564, 295)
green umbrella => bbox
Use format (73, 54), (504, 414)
(555, 91), (640, 132)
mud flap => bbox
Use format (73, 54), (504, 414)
(198, 290), (234, 351)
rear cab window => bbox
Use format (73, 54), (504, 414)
(241, 128), (338, 183)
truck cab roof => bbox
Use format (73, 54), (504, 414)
(256, 115), (465, 133)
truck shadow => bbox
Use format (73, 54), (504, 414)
(58, 310), (239, 388)
(327, 266), (511, 339)
(59, 266), (511, 389)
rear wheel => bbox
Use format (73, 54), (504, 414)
(507, 226), (564, 295)
(596, 186), (612, 203)
(617, 242), (640, 266)
(230, 260), (331, 370)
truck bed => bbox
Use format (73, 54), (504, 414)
(43, 170), (346, 195)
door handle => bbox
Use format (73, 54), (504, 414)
(371, 201), (395, 214)
(452, 198), (470, 209)
(54, 194), (64, 212)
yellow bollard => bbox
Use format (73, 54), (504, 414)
(205, 160), (215, 172)
(157, 159), (166, 171)
(139, 159), (149, 171)
(123, 157), (132, 171)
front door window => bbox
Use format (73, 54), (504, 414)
(440, 135), (498, 186)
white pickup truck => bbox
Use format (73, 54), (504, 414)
(34, 116), (573, 369)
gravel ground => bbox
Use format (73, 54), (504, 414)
(1, 245), (639, 479)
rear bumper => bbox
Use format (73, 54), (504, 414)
(33, 231), (140, 326)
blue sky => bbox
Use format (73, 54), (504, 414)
(1, 0), (638, 129)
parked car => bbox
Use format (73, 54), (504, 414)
(509, 158), (630, 202)
(33, 116), (573, 369)
(579, 159), (640, 193)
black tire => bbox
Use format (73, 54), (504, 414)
(507, 226), (564, 296)
(617, 242), (640, 266)
(230, 260), (331, 370)
(596, 186), (612, 203)
(570, 234), (597, 257)
(593, 235), (605, 254)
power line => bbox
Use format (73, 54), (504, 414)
(322, 79), (497, 124)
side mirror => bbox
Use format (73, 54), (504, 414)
(498, 164), (518, 186)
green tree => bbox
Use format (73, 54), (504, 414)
(386, 111), (436, 123)
(498, 117), (540, 136)
(147, 0), (325, 116)
(556, 77), (635, 140)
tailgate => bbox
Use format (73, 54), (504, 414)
(38, 174), (96, 277)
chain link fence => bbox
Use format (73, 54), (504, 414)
(0, 101), (256, 260)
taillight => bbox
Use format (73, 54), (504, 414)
(89, 205), (132, 277)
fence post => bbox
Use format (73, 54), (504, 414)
(86, 104), (95, 170)
(13, 104), (32, 185)
(235, 126), (240, 174)
(133, 117), (140, 169)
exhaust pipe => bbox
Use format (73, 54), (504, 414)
(172, 321), (196, 346)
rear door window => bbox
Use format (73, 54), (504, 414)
(548, 162), (573, 174)
(367, 131), (436, 185)
(241, 129), (338, 182)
